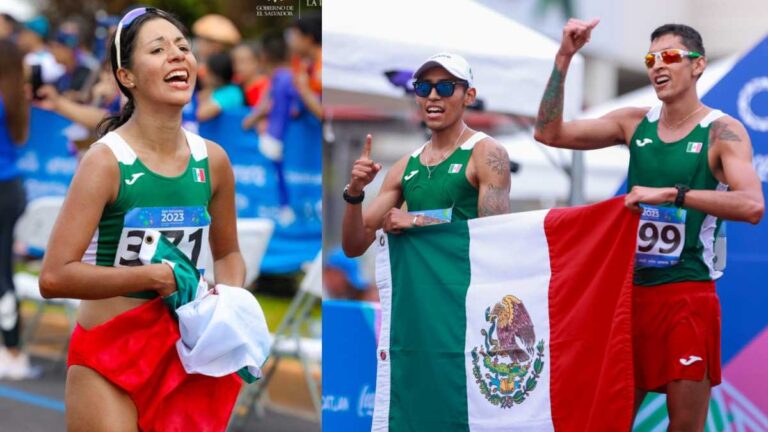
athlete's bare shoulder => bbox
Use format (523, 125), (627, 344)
(80, 141), (121, 180)
(708, 113), (750, 149)
(204, 138), (229, 165)
(601, 106), (653, 144)
(470, 135), (509, 175)
(709, 113), (747, 136)
(605, 106), (652, 126)
(386, 152), (412, 186)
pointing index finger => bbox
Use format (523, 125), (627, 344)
(361, 134), (373, 160)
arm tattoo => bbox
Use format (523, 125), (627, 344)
(535, 65), (565, 134)
(711, 120), (743, 144)
(486, 146), (509, 176)
(479, 184), (510, 217)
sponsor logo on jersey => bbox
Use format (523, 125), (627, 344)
(679, 355), (703, 366)
(635, 138), (653, 147)
(404, 170), (419, 181)
(686, 142), (703, 153)
(125, 172), (145, 185)
(448, 164), (463, 173)
(193, 168), (206, 183)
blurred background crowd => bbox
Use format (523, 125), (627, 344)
(0, 3), (321, 152)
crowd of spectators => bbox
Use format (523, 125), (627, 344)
(0, 9), (321, 151)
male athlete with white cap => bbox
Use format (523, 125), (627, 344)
(341, 53), (511, 257)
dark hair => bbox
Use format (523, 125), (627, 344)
(0, 40), (29, 144)
(0, 13), (21, 36)
(651, 24), (705, 56)
(260, 30), (287, 64)
(291, 15), (321, 45)
(207, 52), (234, 83)
(96, 9), (189, 138)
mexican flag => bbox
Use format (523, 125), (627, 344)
(373, 197), (639, 431)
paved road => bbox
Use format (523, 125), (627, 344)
(0, 358), (319, 432)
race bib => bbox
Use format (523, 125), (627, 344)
(635, 205), (686, 268)
(114, 206), (211, 274)
(409, 208), (452, 225)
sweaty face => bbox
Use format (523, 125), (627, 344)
(124, 18), (197, 107)
(415, 67), (474, 132)
(647, 34), (704, 102)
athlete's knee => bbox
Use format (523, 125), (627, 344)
(668, 417), (706, 432)
(667, 405), (707, 432)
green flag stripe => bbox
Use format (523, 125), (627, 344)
(389, 222), (471, 431)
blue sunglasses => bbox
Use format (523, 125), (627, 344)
(413, 80), (468, 98)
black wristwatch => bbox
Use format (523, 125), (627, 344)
(343, 184), (365, 204)
(674, 184), (690, 208)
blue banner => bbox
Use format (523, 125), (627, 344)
(322, 300), (379, 431)
(17, 108), (75, 200)
(200, 110), (322, 274)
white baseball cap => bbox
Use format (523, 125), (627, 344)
(413, 52), (474, 86)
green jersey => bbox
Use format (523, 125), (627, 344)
(628, 106), (727, 286)
(402, 132), (487, 222)
(82, 130), (212, 298)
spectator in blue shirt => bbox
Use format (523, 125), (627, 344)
(0, 40), (34, 380)
(241, 31), (300, 161)
(196, 51), (244, 121)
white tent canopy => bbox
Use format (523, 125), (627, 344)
(323, 0), (584, 117)
(0, 1), (37, 20)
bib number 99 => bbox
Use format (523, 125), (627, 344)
(637, 222), (682, 255)
(635, 205), (686, 268)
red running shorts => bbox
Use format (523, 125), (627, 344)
(68, 298), (242, 431)
(633, 280), (722, 393)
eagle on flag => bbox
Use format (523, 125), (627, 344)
(488, 295), (536, 362)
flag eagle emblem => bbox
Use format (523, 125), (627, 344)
(471, 295), (545, 408)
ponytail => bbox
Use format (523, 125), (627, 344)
(96, 98), (135, 138)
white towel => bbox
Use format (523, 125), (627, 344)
(175, 284), (271, 382)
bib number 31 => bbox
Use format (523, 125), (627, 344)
(114, 206), (210, 271)
(635, 205), (686, 268)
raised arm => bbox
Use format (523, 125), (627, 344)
(625, 116), (764, 223)
(207, 140), (246, 287)
(39, 145), (177, 299)
(36, 85), (109, 131)
(196, 89), (223, 122)
(534, 18), (642, 150)
(475, 138), (511, 216)
(342, 135), (407, 257)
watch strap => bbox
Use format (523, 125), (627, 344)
(674, 184), (690, 207)
(343, 185), (365, 204)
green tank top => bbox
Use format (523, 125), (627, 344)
(82, 130), (212, 298)
(401, 132), (486, 221)
(628, 106), (727, 286)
